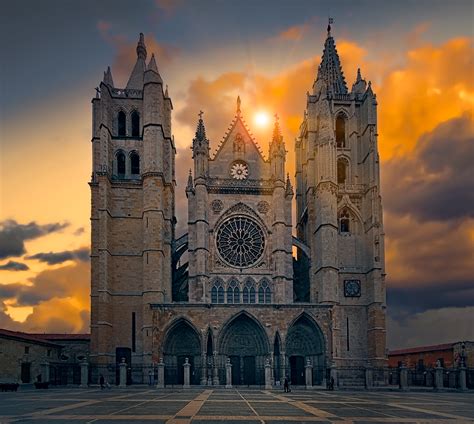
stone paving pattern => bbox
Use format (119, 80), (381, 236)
(0, 387), (473, 424)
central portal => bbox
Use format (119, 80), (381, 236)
(220, 312), (269, 386)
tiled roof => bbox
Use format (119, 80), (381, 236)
(31, 333), (91, 341)
(388, 343), (454, 356)
(0, 328), (61, 347)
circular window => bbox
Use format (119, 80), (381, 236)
(216, 216), (265, 268)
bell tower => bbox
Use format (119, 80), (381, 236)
(90, 33), (175, 380)
(295, 23), (386, 380)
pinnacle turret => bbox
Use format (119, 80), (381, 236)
(352, 67), (367, 94)
(285, 173), (294, 196)
(316, 26), (348, 94)
(103, 66), (114, 87)
(136, 32), (147, 60)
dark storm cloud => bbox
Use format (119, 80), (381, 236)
(0, 220), (69, 260)
(383, 114), (474, 221)
(0, 261), (29, 271)
(387, 280), (474, 315)
(26, 248), (90, 265)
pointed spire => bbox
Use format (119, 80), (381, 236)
(148, 53), (158, 72)
(126, 33), (148, 89)
(165, 84), (169, 97)
(103, 66), (114, 87)
(352, 67), (366, 94)
(316, 22), (348, 94)
(236, 96), (241, 116)
(272, 113), (283, 144)
(137, 33), (147, 60)
(195, 110), (207, 141)
(186, 169), (194, 193)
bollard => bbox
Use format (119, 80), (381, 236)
(225, 358), (232, 388)
(305, 359), (313, 389)
(265, 359), (272, 390)
(183, 357), (191, 388)
(156, 358), (165, 388)
(119, 358), (127, 388)
(80, 361), (89, 388)
(399, 365), (408, 391)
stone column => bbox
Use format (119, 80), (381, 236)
(200, 352), (207, 386)
(365, 366), (373, 389)
(213, 352), (219, 385)
(399, 364), (408, 391)
(40, 362), (50, 383)
(434, 365), (444, 390)
(225, 358), (232, 389)
(459, 366), (467, 391)
(183, 357), (191, 389)
(280, 352), (287, 385)
(305, 359), (313, 389)
(80, 361), (89, 388)
(156, 358), (165, 388)
(265, 359), (272, 390)
(330, 362), (338, 389)
(119, 358), (127, 388)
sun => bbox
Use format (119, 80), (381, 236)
(254, 111), (270, 127)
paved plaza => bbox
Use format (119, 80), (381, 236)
(0, 387), (473, 424)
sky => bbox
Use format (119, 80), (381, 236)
(0, 0), (473, 349)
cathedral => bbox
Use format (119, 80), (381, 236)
(90, 26), (386, 387)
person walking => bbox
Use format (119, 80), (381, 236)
(283, 376), (291, 393)
(148, 370), (153, 386)
(99, 374), (105, 390)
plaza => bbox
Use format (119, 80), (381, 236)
(1, 387), (473, 423)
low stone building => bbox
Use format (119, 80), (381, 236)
(0, 329), (90, 385)
(388, 341), (474, 369)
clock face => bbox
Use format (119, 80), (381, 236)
(230, 162), (249, 180)
(344, 280), (361, 297)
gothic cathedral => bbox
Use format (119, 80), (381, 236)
(90, 27), (386, 387)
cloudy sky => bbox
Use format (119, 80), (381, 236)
(0, 0), (473, 349)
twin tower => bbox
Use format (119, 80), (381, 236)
(90, 28), (386, 387)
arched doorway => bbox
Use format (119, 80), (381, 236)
(163, 319), (201, 386)
(286, 314), (325, 385)
(219, 312), (270, 386)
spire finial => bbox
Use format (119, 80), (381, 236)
(327, 17), (334, 36)
(236, 96), (241, 115)
(356, 68), (362, 82)
(137, 32), (147, 60)
(198, 110), (204, 119)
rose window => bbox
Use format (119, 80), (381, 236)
(216, 216), (265, 268)
(230, 162), (249, 180)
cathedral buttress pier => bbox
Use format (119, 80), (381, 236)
(90, 26), (386, 387)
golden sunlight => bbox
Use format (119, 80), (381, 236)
(254, 111), (270, 127)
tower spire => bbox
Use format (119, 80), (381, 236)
(316, 20), (348, 94)
(126, 33), (148, 89)
(103, 66), (114, 87)
(236, 96), (241, 116)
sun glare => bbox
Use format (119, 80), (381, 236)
(254, 111), (270, 127)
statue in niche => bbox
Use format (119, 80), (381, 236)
(234, 133), (245, 154)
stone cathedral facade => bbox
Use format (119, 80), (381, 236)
(90, 28), (386, 387)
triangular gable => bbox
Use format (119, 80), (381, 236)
(212, 114), (267, 163)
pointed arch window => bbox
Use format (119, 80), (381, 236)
(337, 158), (348, 184)
(243, 280), (256, 304)
(211, 280), (224, 304)
(227, 280), (240, 304)
(131, 111), (140, 137)
(339, 208), (351, 233)
(130, 152), (140, 175)
(116, 151), (126, 177)
(118, 111), (126, 136)
(258, 280), (271, 304)
(336, 114), (346, 148)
